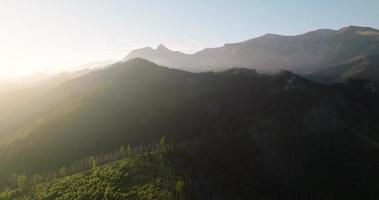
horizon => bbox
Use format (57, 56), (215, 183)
(1, 0), (379, 80)
(1, 2), (379, 198)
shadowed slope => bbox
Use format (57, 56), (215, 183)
(0, 59), (379, 199)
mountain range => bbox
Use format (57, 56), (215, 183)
(124, 26), (379, 81)
(1, 26), (379, 199)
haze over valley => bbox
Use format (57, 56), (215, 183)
(0, 1), (379, 200)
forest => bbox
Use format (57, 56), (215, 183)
(0, 59), (378, 199)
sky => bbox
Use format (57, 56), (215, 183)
(0, 0), (379, 80)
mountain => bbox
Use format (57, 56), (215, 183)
(0, 59), (379, 199)
(307, 53), (379, 85)
(0, 69), (92, 138)
(124, 26), (379, 74)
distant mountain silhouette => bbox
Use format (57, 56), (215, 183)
(124, 26), (379, 74)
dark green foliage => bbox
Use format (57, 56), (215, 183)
(1, 59), (379, 199)
(0, 141), (185, 200)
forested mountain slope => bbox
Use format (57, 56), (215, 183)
(0, 69), (91, 138)
(307, 53), (379, 86)
(0, 58), (379, 199)
(0, 140), (185, 200)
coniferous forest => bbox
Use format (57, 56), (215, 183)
(1, 58), (379, 199)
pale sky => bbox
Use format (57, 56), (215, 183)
(1, 0), (379, 80)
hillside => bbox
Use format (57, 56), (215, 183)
(0, 69), (91, 138)
(124, 26), (379, 74)
(0, 59), (379, 199)
(307, 53), (379, 85)
(0, 140), (185, 200)
(0, 60), (113, 138)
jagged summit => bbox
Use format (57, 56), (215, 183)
(156, 44), (169, 51)
(124, 25), (379, 75)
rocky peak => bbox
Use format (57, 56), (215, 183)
(156, 44), (170, 51)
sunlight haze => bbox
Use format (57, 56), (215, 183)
(1, 1), (379, 199)
(1, 0), (378, 80)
